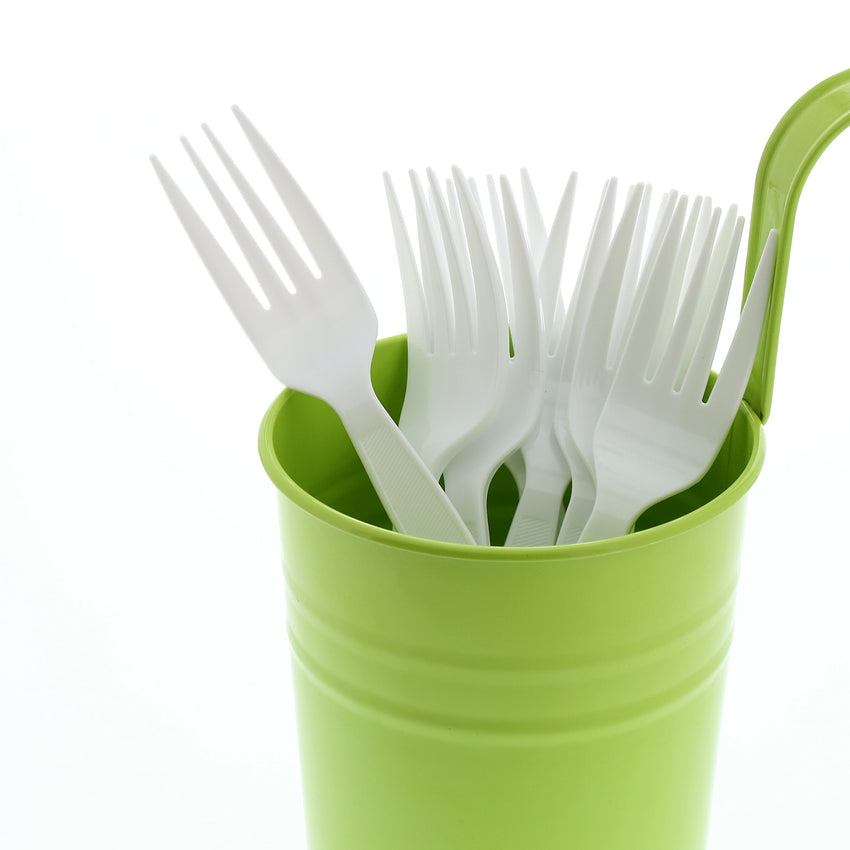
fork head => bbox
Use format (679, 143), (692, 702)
(382, 166), (510, 476)
(152, 108), (378, 404)
(612, 202), (744, 405)
(588, 213), (776, 536)
(564, 183), (650, 471)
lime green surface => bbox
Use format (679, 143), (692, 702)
(259, 336), (765, 850)
(745, 68), (850, 422)
(256, 68), (850, 849)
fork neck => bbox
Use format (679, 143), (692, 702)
(329, 374), (388, 435)
(579, 497), (636, 544)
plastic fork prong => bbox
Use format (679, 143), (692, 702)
(556, 177), (618, 368)
(383, 172), (433, 354)
(537, 173), (578, 340)
(651, 206), (721, 389)
(574, 183), (645, 375)
(708, 229), (778, 415)
(231, 105), (354, 283)
(520, 168), (547, 268)
(466, 176), (483, 212)
(485, 174), (514, 320)
(150, 155), (267, 340)
(675, 204), (741, 384)
(500, 176), (539, 353)
(446, 174), (507, 362)
(180, 136), (291, 309)
(647, 195), (707, 373)
(444, 179), (476, 303)
(452, 166), (506, 345)
(610, 185), (654, 362)
(678, 216), (745, 399)
(445, 177), (464, 238)
(615, 196), (688, 382)
(629, 189), (677, 310)
(500, 175), (543, 367)
(627, 189), (676, 318)
(624, 184), (654, 286)
(426, 168), (476, 349)
(457, 172), (512, 353)
(643, 191), (676, 267)
(410, 171), (453, 354)
(202, 124), (316, 292)
(683, 196), (715, 289)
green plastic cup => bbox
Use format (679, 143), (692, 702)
(258, 70), (850, 850)
(260, 335), (763, 850)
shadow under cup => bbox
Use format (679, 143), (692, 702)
(259, 334), (765, 850)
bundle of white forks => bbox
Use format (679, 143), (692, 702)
(384, 166), (776, 545)
(153, 108), (777, 547)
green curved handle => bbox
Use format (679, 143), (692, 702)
(744, 69), (850, 422)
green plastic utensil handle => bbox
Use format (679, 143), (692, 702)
(745, 69), (850, 423)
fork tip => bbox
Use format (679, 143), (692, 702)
(178, 136), (196, 157)
(149, 155), (167, 178)
(231, 104), (251, 128)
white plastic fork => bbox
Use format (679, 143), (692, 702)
(488, 170), (577, 324)
(554, 189), (732, 545)
(151, 108), (474, 545)
(440, 170), (545, 545)
(554, 183), (654, 545)
(495, 174), (579, 546)
(480, 171), (577, 501)
(383, 169), (506, 479)
(579, 223), (778, 543)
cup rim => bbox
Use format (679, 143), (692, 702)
(258, 381), (766, 561)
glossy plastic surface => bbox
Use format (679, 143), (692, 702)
(745, 67), (850, 421)
(440, 173), (545, 544)
(580, 215), (776, 543)
(259, 335), (765, 850)
(383, 169), (507, 479)
(152, 110), (473, 544)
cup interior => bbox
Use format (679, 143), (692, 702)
(264, 335), (762, 546)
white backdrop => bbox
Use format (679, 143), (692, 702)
(2, 2), (849, 847)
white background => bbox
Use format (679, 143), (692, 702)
(2, 2), (849, 847)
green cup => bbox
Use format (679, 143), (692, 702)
(258, 70), (850, 850)
(260, 337), (762, 850)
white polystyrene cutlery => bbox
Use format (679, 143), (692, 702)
(554, 183), (653, 544)
(554, 189), (732, 545)
(498, 175), (582, 546)
(440, 171), (545, 545)
(579, 225), (778, 543)
(152, 108), (474, 545)
(384, 169), (506, 480)
(483, 171), (577, 505)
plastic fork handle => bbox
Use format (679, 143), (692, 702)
(504, 435), (571, 547)
(442, 457), (495, 546)
(744, 68), (850, 422)
(504, 469), (567, 547)
(578, 499), (634, 544)
(555, 491), (595, 545)
(555, 464), (596, 546)
(338, 390), (476, 545)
